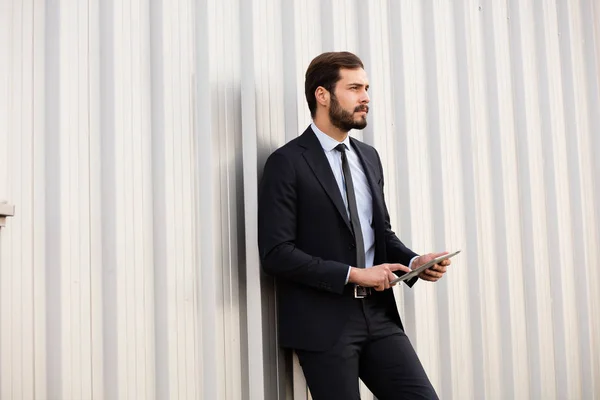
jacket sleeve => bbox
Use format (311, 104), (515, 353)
(258, 151), (349, 294)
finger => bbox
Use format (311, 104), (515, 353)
(423, 269), (443, 279)
(424, 267), (443, 276)
(388, 263), (410, 273)
(430, 264), (448, 273)
(418, 272), (436, 281)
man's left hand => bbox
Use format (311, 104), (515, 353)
(412, 252), (451, 282)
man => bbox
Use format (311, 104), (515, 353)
(258, 51), (451, 400)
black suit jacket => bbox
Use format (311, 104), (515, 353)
(258, 126), (418, 351)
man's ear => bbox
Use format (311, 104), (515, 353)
(315, 86), (330, 108)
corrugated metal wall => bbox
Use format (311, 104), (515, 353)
(1, 0), (599, 399)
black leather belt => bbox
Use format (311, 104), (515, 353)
(354, 285), (372, 298)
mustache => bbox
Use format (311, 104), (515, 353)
(354, 105), (369, 113)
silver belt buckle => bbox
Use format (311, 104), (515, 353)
(354, 285), (369, 298)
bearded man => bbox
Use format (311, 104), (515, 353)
(258, 51), (450, 400)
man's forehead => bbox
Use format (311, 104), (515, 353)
(339, 68), (369, 84)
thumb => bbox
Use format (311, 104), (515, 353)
(388, 263), (411, 273)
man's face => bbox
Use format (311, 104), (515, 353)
(328, 68), (370, 132)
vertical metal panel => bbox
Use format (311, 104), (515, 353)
(1, 1), (599, 399)
(31, 0), (47, 397)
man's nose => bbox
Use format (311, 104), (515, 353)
(361, 90), (370, 103)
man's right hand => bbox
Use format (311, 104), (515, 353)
(348, 264), (411, 291)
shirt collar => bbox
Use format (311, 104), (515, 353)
(311, 122), (351, 153)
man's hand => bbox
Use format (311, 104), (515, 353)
(348, 263), (411, 291)
(412, 252), (452, 282)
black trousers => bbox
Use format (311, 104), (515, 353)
(295, 294), (438, 400)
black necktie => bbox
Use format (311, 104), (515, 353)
(335, 144), (366, 269)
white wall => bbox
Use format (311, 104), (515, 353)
(1, 0), (599, 399)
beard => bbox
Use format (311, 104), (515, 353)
(329, 94), (368, 132)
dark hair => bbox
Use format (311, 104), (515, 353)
(304, 52), (364, 117)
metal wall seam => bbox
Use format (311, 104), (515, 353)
(20, 1), (35, 398)
(431, 2), (474, 399)
(472, 2), (507, 398)
(238, 0), (268, 397)
(250, 0), (289, 397)
(98, 0), (117, 397)
(88, 0), (104, 397)
(167, 1), (200, 398)
(148, 0), (169, 396)
(396, 3), (436, 361)
(193, 0), (213, 398)
(490, 2), (529, 398)
(509, 1), (554, 398)
(404, 1), (443, 391)
(178, 0), (198, 397)
(3, 1), (20, 398)
(579, 2), (600, 396)
(583, 3), (600, 393)
(386, 0), (412, 335)
(0, 0), (10, 198)
(29, 0), (47, 395)
(200, 0), (224, 398)
(138, 0), (155, 396)
(593, 1), (600, 217)
(44, 0), (62, 396)
(58, 0), (73, 396)
(129, 0), (143, 395)
(140, 0), (157, 396)
(389, 0), (418, 337)
(78, 0), (93, 397)
(0, 41), (7, 400)
(115, 0), (134, 397)
(582, 0), (600, 394)
(540, 2), (581, 399)
(451, 2), (486, 398)
(216, 0), (244, 397)
(210, 0), (228, 397)
(157, 0), (179, 397)
(558, 1), (596, 398)
(485, 1), (527, 398)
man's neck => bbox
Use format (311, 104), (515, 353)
(312, 117), (349, 142)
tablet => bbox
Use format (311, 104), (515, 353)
(389, 250), (461, 285)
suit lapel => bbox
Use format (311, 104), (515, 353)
(350, 137), (382, 209)
(298, 128), (353, 234)
(350, 137), (387, 263)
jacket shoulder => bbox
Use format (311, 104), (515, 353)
(351, 137), (380, 159)
(270, 135), (304, 156)
(266, 126), (316, 161)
